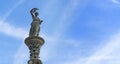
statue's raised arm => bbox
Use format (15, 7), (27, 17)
(29, 8), (43, 37)
(30, 8), (39, 19)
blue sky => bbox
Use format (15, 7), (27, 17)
(0, 0), (120, 64)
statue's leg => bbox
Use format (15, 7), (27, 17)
(30, 24), (36, 36)
(29, 27), (33, 36)
(36, 26), (40, 36)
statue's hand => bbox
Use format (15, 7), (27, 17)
(40, 20), (43, 24)
(33, 8), (39, 13)
(41, 20), (43, 22)
(30, 8), (39, 13)
(33, 8), (39, 10)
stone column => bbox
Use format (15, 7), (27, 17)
(25, 36), (44, 64)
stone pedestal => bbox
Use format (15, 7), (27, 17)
(25, 36), (44, 64)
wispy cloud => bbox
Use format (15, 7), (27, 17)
(63, 31), (120, 64)
(85, 31), (120, 64)
(13, 44), (28, 64)
(111, 0), (120, 8)
(2, 0), (26, 21)
(112, 0), (120, 4)
(0, 20), (27, 39)
(52, 0), (80, 36)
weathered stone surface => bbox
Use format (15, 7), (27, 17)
(25, 36), (44, 64)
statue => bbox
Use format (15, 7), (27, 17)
(29, 8), (43, 37)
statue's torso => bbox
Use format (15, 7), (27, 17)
(31, 17), (40, 26)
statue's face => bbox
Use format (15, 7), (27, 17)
(35, 12), (39, 17)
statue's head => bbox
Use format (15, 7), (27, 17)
(35, 12), (39, 17)
(28, 60), (33, 64)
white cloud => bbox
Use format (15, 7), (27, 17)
(62, 31), (120, 64)
(0, 20), (27, 39)
(111, 0), (120, 8)
(112, 0), (120, 4)
(0, 14), (26, 39)
(85, 31), (120, 64)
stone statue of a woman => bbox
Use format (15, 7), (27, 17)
(29, 8), (43, 37)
